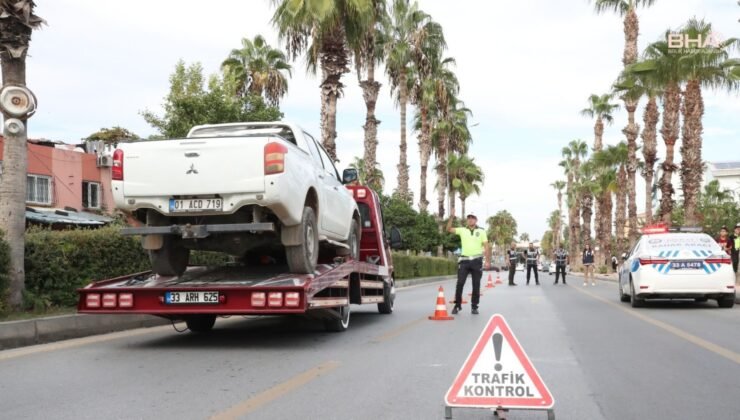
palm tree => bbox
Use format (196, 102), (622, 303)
(221, 34), (292, 105)
(448, 153), (484, 218)
(580, 93), (620, 152)
(591, 157), (618, 271)
(632, 35), (683, 224)
(561, 140), (588, 262)
(350, 156), (385, 192)
(578, 161), (596, 250)
(551, 180), (566, 249)
(612, 143), (629, 257)
(353, 0), (388, 191)
(432, 100), (471, 220)
(385, 0), (438, 202)
(0, 1), (44, 309)
(271, 0), (372, 160)
(676, 19), (740, 226)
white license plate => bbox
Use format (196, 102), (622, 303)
(165, 291), (219, 304)
(670, 260), (703, 270)
(169, 198), (223, 212)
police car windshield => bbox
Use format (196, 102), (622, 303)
(643, 233), (722, 254)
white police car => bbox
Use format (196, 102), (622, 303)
(617, 225), (735, 308)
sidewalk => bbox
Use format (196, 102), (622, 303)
(0, 274), (455, 351)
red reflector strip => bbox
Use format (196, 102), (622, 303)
(86, 293), (101, 308)
(639, 258), (670, 265)
(285, 292), (300, 307)
(728, 286), (735, 289)
(118, 293), (134, 308)
(268, 292), (283, 307)
(705, 258), (731, 264)
(102, 293), (117, 308)
(251, 292), (266, 307)
(640, 286), (649, 289)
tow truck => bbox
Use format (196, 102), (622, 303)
(77, 184), (401, 332)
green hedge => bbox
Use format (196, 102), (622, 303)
(391, 252), (457, 279)
(0, 230), (10, 312)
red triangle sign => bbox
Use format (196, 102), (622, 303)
(445, 314), (554, 409)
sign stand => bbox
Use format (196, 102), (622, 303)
(444, 314), (555, 419)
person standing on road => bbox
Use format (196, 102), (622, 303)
(730, 223), (740, 275)
(553, 245), (568, 285)
(525, 242), (540, 286)
(716, 226), (732, 256)
(447, 210), (491, 315)
(506, 242), (519, 286)
(582, 243), (595, 286)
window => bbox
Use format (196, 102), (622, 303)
(314, 142), (341, 181)
(27, 174), (52, 205)
(82, 181), (101, 209)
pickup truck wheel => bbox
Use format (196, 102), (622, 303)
(377, 277), (395, 314)
(185, 315), (216, 333)
(344, 219), (360, 260)
(147, 212), (189, 276)
(324, 304), (350, 332)
(286, 206), (318, 274)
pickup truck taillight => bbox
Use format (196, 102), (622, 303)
(264, 142), (288, 175)
(112, 149), (124, 180)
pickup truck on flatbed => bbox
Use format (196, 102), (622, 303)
(112, 122), (361, 276)
(79, 185), (402, 332)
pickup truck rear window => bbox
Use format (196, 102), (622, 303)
(188, 125), (297, 145)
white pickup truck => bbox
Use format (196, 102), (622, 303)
(112, 122), (361, 276)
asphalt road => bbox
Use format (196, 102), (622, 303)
(1, 271), (738, 420)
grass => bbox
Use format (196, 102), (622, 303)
(0, 307), (77, 322)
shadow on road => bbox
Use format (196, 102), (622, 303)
(634, 299), (726, 310)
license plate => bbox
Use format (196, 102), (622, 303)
(165, 291), (219, 304)
(169, 198), (223, 212)
(670, 260), (703, 270)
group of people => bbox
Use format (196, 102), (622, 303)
(716, 223), (740, 276)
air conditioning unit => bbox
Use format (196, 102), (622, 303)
(96, 155), (112, 168)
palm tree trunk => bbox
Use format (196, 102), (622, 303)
(0, 53), (29, 309)
(360, 59), (381, 191)
(594, 117), (604, 152)
(436, 136), (448, 220)
(623, 99), (639, 246)
(418, 106), (431, 212)
(659, 82), (681, 224)
(616, 165), (628, 259)
(460, 197), (466, 220)
(319, 29), (349, 161)
(396, 71), (410, 202)
(623, 7), (639, 66)
(581, 192), (593, 247)
(680, 79), (703, 226)
(602, 193), (613, 268)
(556, 192), (563, 250)
(641, 96), (659, 225)
(594, 196), (603, 270)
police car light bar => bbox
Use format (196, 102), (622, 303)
(641, 223), (668, 234)
(669, 226), (703, 233)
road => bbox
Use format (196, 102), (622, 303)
(1, 271), (739, 420)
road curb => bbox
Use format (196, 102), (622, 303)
(0, 274), (457, 351)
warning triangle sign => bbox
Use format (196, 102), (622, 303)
(445, 314), (554, 409)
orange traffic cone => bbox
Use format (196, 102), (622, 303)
(495, 272), (503, 285)
(486, 273), (495, 289)
(430, 286), (455, 320)
(450, 296), (469, 304)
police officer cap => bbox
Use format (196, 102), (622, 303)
(466, 214), (477, 220)
(735, 222), (740, 229)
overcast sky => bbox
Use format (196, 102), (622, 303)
(24, 0), (740, 239)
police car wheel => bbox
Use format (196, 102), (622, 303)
(630, 280), (644, 308)
(619, 282), (631, 303)
(717, 295), (735, 309)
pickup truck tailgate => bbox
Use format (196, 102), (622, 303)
(122, 137), (267, 196)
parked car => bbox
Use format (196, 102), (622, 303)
(113, 122), (361, 276)
(548, 261), (571, 274)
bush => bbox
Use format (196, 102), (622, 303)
(391, 252), (457, 279)
(0, 230), (10, 312)
(597, 265), (608, 275)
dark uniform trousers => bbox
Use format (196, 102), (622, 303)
(508, 264), (516, 285)
(555, 264), (567, 284)
(526, 263), (539, 284)
(456, 258), (482, 309)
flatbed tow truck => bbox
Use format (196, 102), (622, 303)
(77, 185), (400, 332)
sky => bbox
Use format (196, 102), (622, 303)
(23, 0), (740, 239)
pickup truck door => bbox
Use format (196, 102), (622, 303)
(310, 139), (352, 238)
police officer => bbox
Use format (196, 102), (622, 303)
(525, 242), (539, 285)
(553, 245), (568, 285)
(505, 242), (518, 286)
(447, 208), (491, 315)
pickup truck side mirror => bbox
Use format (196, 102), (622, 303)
(342, 168), (359, 185)
(389, 227), (402, 250)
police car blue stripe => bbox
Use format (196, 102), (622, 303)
(692, 250), (701, 257)
(673, 250), (680, 257)
(702, 263), (711, 274)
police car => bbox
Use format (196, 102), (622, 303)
(617, 225), (735, 308)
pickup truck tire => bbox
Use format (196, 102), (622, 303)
(346, 219), (360, 260)
(185, 315), (216, 333)
(286, 206), (319, 274)
(147, 211), (189, 276)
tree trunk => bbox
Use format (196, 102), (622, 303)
(436, 136), (448, 220)
(594, 117), (604, 152)
(319, 29), (349, 161)
(360, 58), (381, 192)
(659, 82), (681, 224)
(581, 191), (593, 250)
(594, 196), (603, 271)
(396, 71), (410, 202)
(0, 55), (30, 309)
(616, 165), (628, 259)
(623, 98), (639, 246)
(556, 192), (563, 250)
(680, 79), (703, 226)
(602, 193), (613, 270)
(418, 105), (431, 212)
(641, 96), (659, 225)
(623, 7), (639, 66)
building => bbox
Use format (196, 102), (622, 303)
(705, 162), (740, 196)
(0, 137), (114, 226)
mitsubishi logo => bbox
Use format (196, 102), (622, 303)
(186, 164), (198, 175)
